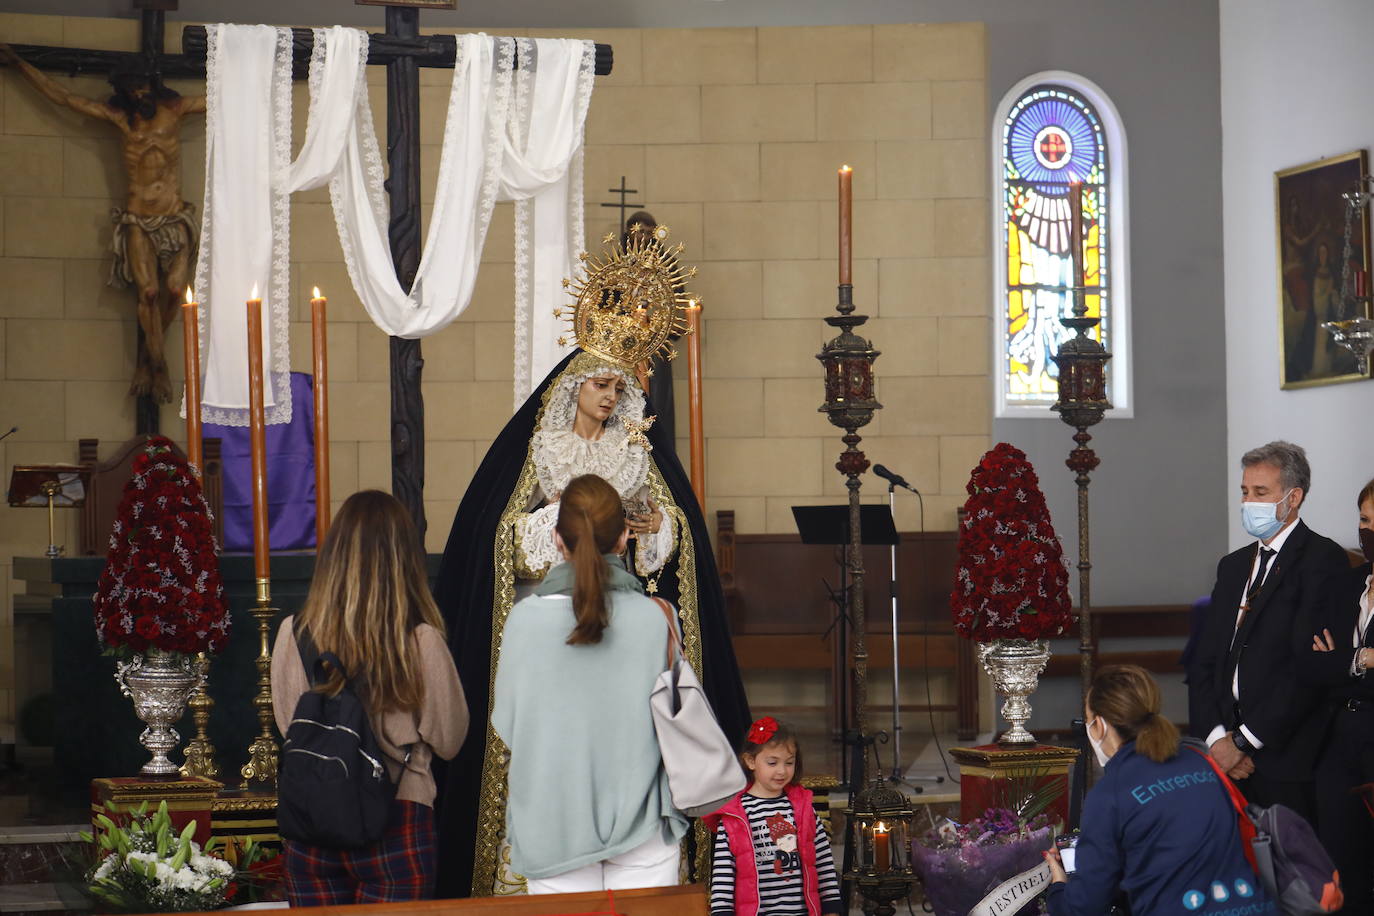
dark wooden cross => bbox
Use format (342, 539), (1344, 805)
(12, 1), (612, 539)
(599, 176), (643, 233)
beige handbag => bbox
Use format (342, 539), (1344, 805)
(648, 598), (747, 817)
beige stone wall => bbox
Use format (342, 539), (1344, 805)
(0, 15), (990, 739)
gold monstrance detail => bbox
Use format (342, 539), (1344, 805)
(557, 224), (700, 369)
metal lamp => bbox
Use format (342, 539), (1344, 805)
(844, 778), (917, 916)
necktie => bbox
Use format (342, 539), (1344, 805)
(1244, 547), (1276, 609)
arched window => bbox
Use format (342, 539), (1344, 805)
(993, 73), (1131, 417)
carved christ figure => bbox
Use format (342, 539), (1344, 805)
(0, 45), (205, 403)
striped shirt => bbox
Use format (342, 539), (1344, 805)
(710, 792), (842, 916)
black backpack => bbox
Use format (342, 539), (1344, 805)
(277, 622), (402, 848)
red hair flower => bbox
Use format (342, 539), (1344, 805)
(747, 716), (779, 745)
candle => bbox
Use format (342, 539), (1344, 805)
(1067, 181), (1085, 289)
(873, 822), (890, 872)
(1358, 270), (1368, 300)
(246, 286), (270, 583)
(310, 287), (331, 547)
(685, 300), (705, 511)
(838, 165), (853, 286)
(181, 288), (203, 478)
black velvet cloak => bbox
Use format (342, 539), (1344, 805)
(432, 349), (750, 897)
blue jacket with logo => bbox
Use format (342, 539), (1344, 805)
(1045, 741), (1275, 916)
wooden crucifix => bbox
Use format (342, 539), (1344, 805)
(9, 1), (612, 539)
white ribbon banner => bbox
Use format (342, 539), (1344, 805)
(970, 861), (1054, 916)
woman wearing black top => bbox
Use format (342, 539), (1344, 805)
(1307, 477), (1374, 911)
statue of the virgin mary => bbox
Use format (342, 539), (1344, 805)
(433, 228), (751, 897)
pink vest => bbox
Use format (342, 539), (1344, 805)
(707, 785), (822, 916)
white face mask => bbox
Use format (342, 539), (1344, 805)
(1087, 716), (1110, 768)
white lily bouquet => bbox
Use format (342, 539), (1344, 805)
(83, 800), (235, 912)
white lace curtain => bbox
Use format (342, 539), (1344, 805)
(193, 25), (594, 424)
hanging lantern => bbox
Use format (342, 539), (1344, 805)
(845, 778), (917, 916)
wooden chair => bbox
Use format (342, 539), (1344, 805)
(77, 436), (223, 555)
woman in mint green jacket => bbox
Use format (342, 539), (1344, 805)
(492, 473), (688, 894)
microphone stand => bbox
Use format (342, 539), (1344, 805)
(887, 479), (902, 781)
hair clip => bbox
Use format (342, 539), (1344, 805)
(747, 716), (779, 745)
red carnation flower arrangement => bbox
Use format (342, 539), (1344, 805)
(949, 442), (1073, 643)
(93, 437), (230, 658)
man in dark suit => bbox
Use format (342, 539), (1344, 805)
(1188, 440), (1348, 822)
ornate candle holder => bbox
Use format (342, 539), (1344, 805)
(817, 282), (881, 741)
(240, 579), (279, 788)
(179, 652), (218, 779)
(1050, 291), (1111, 710)
(1323, 317), (1374, 374)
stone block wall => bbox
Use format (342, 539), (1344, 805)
(0, 15), (990, 740)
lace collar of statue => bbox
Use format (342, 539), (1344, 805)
(531, 358), (650, 499)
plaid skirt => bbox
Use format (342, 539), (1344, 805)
(284, 799), (437, 906)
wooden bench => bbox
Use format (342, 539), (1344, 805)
(714, 510), (980, 740)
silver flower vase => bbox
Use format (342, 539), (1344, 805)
(978, 638), (1051, 745)
(115, 649), (200, 777)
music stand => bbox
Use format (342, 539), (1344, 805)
(792, 505), (898, 786)
(8, 464), (89, 558)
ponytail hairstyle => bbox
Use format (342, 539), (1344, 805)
(556, 474), (629, 645)
(738, 716), (803, 783)
(1087, 664), (1180, 763)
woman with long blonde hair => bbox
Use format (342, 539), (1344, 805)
(272, 489), (469, 905)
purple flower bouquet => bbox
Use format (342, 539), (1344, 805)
(911, 809), (1056, 916)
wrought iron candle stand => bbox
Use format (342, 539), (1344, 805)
(817, 281), (881, 749)
(1050, 298), (1111, 710)
(240, 579), (279, 788)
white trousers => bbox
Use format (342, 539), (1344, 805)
(525, 830), (680, 894)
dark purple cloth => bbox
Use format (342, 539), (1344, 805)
(205, 371), (317, 552)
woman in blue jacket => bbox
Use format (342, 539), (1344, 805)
(1044, 665), (1275, 915)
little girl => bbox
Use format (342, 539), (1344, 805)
(707, 717), (842, 916)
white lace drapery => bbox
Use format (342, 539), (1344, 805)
(193, 28), (594, 422)
(194, 24), (294, 426)
(501, 38), (596, 407)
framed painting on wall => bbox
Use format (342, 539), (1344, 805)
(1275, 149), (1371, 389)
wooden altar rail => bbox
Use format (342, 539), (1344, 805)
(172, 884), (706, 916)
(1041, 603), (1193, 680)
(715, 510), (1199, 742)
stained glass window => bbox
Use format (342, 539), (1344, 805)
(1001, 83), (1112, 408)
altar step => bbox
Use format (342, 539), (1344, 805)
(0, 824), (91, 915)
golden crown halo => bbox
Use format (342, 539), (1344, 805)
(556, 223), (699, 369)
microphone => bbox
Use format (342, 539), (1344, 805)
(873, 464), (918, 493)
(0, 426), (15, 443)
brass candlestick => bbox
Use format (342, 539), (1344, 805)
(179, 652), (218, 779)
(240, 578), (279, 787)
(40, 480), (64, 558)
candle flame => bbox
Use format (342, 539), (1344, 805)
(250, 284), (259, 300)
(840, 164), (852, 173)
(313, 286), (322, 299)
(687, 298), (700, 310)
(184, 286), (194, 304)
(874, 822), (888, 833)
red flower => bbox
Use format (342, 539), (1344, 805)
(949, 443), (1071, 642)
(747, 716), (780, 745)
(92, 437), (229, 658)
